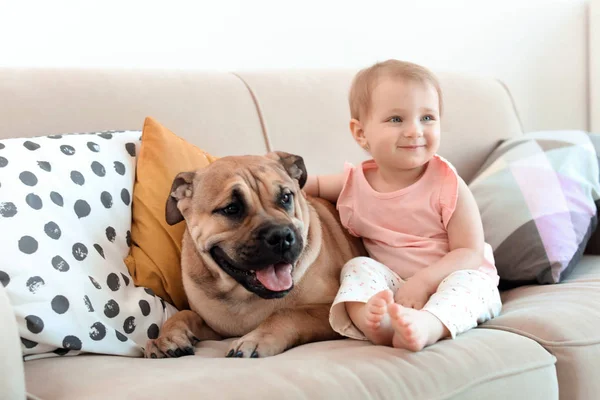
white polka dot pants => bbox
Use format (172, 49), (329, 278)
(329, 257), (502, 340)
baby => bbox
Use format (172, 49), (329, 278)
(304, 60), (502, 351)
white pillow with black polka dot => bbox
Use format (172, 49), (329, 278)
(0, 131), (177, 360)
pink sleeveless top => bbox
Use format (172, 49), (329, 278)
(337, 155), (498, 284)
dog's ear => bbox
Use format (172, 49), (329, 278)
(165, 171), (196, 225)
(267, 151), (307, 189)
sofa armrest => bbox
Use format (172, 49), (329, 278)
(0, 285), (26, 399)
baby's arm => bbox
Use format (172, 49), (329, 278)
(413, 177), (485, 294)
(303, 173), (346, 203)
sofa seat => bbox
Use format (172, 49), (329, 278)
(24, 328), (556, 400)
(483, 255), (600, 400)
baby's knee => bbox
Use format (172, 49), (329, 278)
(345, 256), (372, 265)
(341, 256), (371, 270)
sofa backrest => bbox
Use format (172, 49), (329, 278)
(0, 68), (268, 157)
(237, 70), (524, 182)
(0, 68), (523, 182)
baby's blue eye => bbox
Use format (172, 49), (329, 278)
(390, 116), (402, 123)
(422, 115), (433, 122)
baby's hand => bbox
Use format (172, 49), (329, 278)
(394, 277), (431, 310)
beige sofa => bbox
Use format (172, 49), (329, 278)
(1, 68), (599, 400)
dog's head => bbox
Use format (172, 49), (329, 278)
(166, 151), (309, 300)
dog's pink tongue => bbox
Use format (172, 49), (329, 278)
(255, 263), (293, 292)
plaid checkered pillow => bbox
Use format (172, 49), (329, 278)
(469, 131), (600, 289)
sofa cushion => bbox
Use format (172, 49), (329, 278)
(469, 131), (600, 287)
(483, 255), (600, 400)
(125, 117), (217, 311)
(23, 329), (557, 400)
(0, 131), (177, 360)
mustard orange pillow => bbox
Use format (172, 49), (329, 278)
(125, 117), (217, 310)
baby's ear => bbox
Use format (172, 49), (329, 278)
(350, 119), (368, 150)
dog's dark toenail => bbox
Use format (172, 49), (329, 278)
(226, 350), (234, 357)
(167, 350), (176, 357)
(184, 347), (195, 355)
(175, 348), (185, 357)
(234, 351), (244, 358)
(151, 353), (157, 359)
(192, 336), (201, 343)
(251, 350), (259, 358)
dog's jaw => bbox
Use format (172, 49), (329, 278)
(209, 246), (295, 299)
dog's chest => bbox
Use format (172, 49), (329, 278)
(188, 290), (276, 337)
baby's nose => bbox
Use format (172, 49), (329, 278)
(403, 122), (424, 137)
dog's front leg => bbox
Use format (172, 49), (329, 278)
(226, 304), (341, 358)
(145, 310), (221, 358)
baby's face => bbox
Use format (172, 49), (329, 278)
(361, 77), (441, 171)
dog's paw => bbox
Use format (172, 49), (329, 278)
(144, 327), (197, 359)
(225, 331), (285, 358)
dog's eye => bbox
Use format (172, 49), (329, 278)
(221, 203), (241, 216)
(281, 193), (293, 206)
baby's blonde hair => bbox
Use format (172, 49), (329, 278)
(349, 59), (443, 121)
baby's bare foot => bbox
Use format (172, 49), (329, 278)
(365, 290), (393, 328)
(388, 303), (448, 352)
(360, 290), (394, 344)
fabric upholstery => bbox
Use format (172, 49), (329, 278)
(0, 285), (26, 400)
(483, 255), (600, 400)
(0, 69), (268, 157)
(24, 329), (556, 400)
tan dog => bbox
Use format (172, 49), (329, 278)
(144, 151), (366, 358)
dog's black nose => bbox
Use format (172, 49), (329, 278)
(265, 226), (295, 251)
